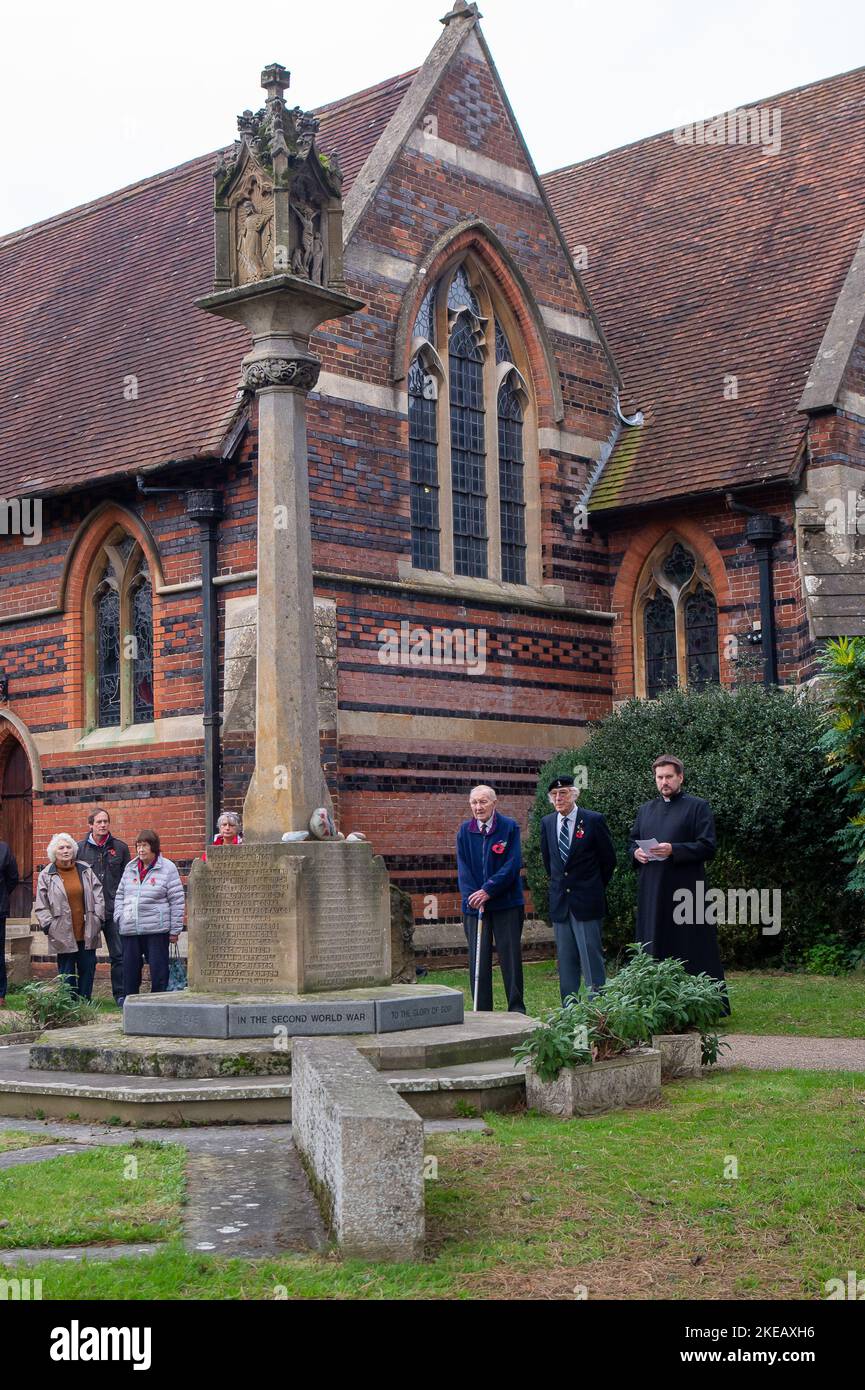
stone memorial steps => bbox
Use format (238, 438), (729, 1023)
(0, 1013), (534, 1123)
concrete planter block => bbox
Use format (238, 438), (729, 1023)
(292, 1039), (424, 1262)
(652, 1031), (702, 1080)
(525, 1047), (661, 1118)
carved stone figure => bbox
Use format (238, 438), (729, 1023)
(233, 173), (274, 285)
(291, 200), (318, 278)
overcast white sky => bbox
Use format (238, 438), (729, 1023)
(2, 0), (864, 236)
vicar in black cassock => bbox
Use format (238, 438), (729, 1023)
(629, 753), (729, 1012)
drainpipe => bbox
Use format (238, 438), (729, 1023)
(726, 494), (781, 687)
(185, 490), (224, 842)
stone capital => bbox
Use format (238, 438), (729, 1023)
(242, 356), (321, 392)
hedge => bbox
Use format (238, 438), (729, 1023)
(524, 685), (863, 968)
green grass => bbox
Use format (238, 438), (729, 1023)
(0, 1141), (185, 1248)
(2, 1071), (863, 1299)
(424, 962), (865, 1036)
(0, 1130), (59, 1154)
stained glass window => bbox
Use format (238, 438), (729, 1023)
(662, 542), (695, 588)
(132, 578), (154, 723)
(408, 356), (440, 571)
(495, 318), (512, 365)
(644, 590), (677, 698)
(498, 379), (526, 584)
(685, 584), (720, 689)
(413, 287), (435, 344)
(449, 315), (487, 577)
(97, 585), (121, 727)
(447, 265), (481, 317)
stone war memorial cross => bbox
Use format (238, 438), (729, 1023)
(121, 63), (464, 1042)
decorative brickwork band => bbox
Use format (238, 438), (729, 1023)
(242, 357), (321, 392)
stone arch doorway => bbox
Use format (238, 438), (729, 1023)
(0, 739), (33, 918)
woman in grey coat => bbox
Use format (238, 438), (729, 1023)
(114, 828), (185, 1003)
(34, 832), (105, 1000)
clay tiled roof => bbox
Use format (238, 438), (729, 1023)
(542, 65), (865, 512)
(0, 69), (416, 498)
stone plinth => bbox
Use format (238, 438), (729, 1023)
(292, 1038), (425, 1262)
(122, 984), (464, 1039)
(187, 840), (391, 995)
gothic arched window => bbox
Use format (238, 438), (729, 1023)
(406, 256), (538, 587)
(86, 531), (155, 729)
(635, 539), (719, 697)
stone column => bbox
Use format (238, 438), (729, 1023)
(198, 275), (362, 840)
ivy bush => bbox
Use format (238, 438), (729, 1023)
(525, 685), (862, 968)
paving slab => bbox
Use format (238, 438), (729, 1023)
(0, 1143), (96, 1169)
(0, 1243), (163, 1265)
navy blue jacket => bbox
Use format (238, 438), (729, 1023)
(456, 811), (524, 915)
(541, 807), (617, 922)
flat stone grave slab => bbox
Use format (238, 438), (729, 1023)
(122, 984), (464, 1039)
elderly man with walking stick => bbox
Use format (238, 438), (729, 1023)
(456, 784), (526, 1014)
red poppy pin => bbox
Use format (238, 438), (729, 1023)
(108, 849), (116, 856)
(575, 822), (585, 839)
(491, 840), (507, 854)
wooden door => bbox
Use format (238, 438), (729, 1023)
(0, 741), (33, 918)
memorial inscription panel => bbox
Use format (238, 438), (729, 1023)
(188, 850), (302, 992)
(300, 845), (391, 989)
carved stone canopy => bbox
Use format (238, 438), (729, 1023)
(213, 63), (346, 293)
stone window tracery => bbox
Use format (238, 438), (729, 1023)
(86, 530), (155, 730)
(635, 538), (719, 697)
(407, 256), (537, 586)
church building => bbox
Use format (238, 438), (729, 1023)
(2, 1), (864, 943)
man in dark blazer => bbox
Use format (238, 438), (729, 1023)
(456, 784), (525, 1013)
(77, 807), (130, 1005)
(541, 774), (617, 1002)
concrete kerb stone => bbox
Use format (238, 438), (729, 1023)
(292, 1038), (424, 1262)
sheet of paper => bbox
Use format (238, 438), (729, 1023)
(636, 837), (665, 860)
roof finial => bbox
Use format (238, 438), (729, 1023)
(441, 0), (482, 25)
(261, 62), (290, 105)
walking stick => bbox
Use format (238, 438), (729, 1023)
(472, 902), (484, 1012)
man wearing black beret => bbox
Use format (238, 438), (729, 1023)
(540, 774), (617, 1003)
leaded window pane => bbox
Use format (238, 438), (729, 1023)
(685, 584), (719, 690)
(662, 541), (695, 589)
(498, 380), (526, 585)
(447, 265), (481, 317)
(449, 316), (486, 577)
(97, 586), (121, 727)
(413, 287), (435, 344)
(408, 356), (440, 571)
(495, 318), (513, 365)
(644, 590), (677, 698)
(132, 580), (154, 723)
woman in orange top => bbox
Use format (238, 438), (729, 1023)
(34, 832), (104, 1000)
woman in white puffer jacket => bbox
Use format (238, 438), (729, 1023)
(113, 828), (184, 1003)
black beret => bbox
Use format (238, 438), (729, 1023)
(547, 775), (575, 791)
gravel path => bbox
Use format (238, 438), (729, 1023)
(717, 1033), (865, 1071)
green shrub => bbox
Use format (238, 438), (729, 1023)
(525, 685), (862, 968)
(17, 978), (98, 1030)
(513, 991), (635, 1081)
(801, 943), (851, 977)
(601, 944), (729, 1036)
(818, 636), (865, 894)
